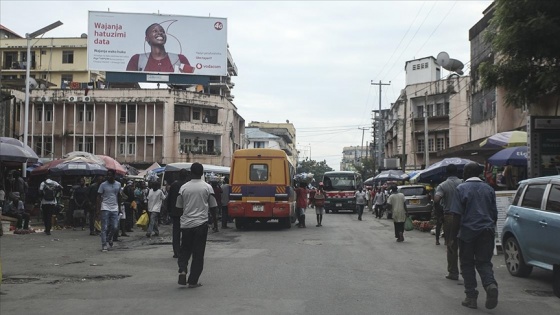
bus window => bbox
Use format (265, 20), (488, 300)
(250, 164), (268, 181)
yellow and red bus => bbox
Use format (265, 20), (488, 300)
(228, 148), (296, 229)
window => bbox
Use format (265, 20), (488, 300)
(62, 50), (74, 64)
(78, 105), (93, 122)
(4, 51), (18, 69)
(254, 141), (266, 148)
(120, 105), (136, 123)
(77, 137), (93, 153)
(119, 137), (136, 155)
(250, 164), (268, 181)
(179, 138), (192, 153)
(175, 106), (191, 121)
(521, 184), (547, 209)
(417, 139), (424, 152)
(61, 74), (73, 88)
(436, 103), (444, 116)
(436, 138), (444, 151)
(416, 105), (424, 118)
(37, 104), (53, 122)
(426, 104), (434, 117)
(202, 108), (218, 124)
(412, 65), (416, 70)
(428, 138), (434, 152)
(192, 108), (201, 120)
(546, 184), (560, 213)
(444, 102), (450, 115)
(34, 137), (53, 157)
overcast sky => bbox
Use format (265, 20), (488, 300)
(1, 0), (492, 170)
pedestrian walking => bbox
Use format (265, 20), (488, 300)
(355, 186), (367, 221)
(88, 176), (103, 235)
(97, 170), (122, 252)
(295, 182), (308, 228)
(71, 177), (88, 231)
(373, 187), (386, 218)
(39, 175), (62, 235)
(146, 182), (166, 238)
(434, 164), (463, 280)
(210, 180), (222, 232)
(168, 168), (190, 258)
(366, 187), (373, 212)
(450, 162), (499, 310)
(220, 177), (230, 229)
(314, 183), (326, 227)
(386, 186), (407, 242)
(176, 162), (217, 288)
(122, 180), (136, 233)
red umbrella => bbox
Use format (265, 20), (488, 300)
(31, 159), (67, 176)
(96, 155), (127, 175)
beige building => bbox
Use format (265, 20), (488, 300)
(340, 146), (369, 171)
(7, 88), (244, 166)
(1, 26), (244, 167)
(246, 121), (297, 166)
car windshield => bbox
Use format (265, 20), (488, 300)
(400, 187), (426, 196)
(323, 175), (356, 191)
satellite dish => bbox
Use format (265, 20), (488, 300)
(436, 52), (450, 67)
(436, 51), (464, 75)
(28, 78), (38, 90)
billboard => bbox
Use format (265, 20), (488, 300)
(88, 11), (227, 76)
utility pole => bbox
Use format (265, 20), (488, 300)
(424, 91), (430, 167)
(402, 94), (407, 170)
(371, 80), (391, 172)
(358, 127), (369, 161)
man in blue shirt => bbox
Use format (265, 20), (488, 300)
(450, 162), (498, 310)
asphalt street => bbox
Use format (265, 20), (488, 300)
(1, 210), (559, 315)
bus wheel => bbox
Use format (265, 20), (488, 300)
(279, 218), (291, 229)
(235, 218), (244, 230)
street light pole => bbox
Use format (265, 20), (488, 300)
(23, 21), (63, 177)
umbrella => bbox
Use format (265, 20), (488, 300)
(96, 155), (127, 175)
(374, 170), (409, 182)
(415, 157), (478, 183)
(47, 158), (108, 176)
(364, 177), (375, 186)
(0, 137), (39, 163)
(0, 142), (39, 163)
(31, 157), (107, 176)
(488, 146), (528, 167)
(63, 151), (104, 164)
(479, 131), (527, 148)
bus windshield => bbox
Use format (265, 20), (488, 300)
(323, 174), (357, 191)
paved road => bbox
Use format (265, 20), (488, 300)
(1, 210), (558, 315)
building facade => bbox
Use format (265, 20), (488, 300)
(246, 121), (297, 167)
(340, 145), (369, 171)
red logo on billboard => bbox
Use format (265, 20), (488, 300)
(214, 22), (223, 30)
(196, 63), (203, 69)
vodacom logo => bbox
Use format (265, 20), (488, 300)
(196, 63), (203, 69)
(214, 22), (223, 30)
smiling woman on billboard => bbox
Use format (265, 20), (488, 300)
(126, 22), (195, 73)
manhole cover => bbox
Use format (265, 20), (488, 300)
(524, 289), (555, 297)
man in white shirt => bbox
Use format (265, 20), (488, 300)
(97, 170), (122, 252)
(175, 162), (218, 288)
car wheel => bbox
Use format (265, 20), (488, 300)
(503, 236), (533, 277)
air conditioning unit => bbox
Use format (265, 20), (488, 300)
(67, 96), (78, 102)
(147, 138), (155, 145)
(83, 96), (92, 102)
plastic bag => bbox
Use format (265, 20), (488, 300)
(404, 216), (414, 231)
(94, 220), (101, 231)
(136, 211), (149, 229)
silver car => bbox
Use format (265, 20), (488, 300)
(397, 185), (433, 219)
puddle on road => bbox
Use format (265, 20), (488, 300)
(3, 274), (131, 285)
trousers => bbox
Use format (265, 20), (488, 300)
(459, 228), (497, 297)
(177, 223), (208, 285)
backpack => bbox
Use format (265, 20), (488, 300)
(43, 184), (56, 201)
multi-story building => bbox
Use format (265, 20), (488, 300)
(383, 57), (471, 170)
(340, 145), (369, 171)
(1, 25), (243, 167)
(245, 127), (282, 150)
(246, 121), (296, 167)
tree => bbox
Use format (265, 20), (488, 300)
(479, 0), (560, 109)
(297, 159), (334, 184)
(353, 157), (376, 181)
